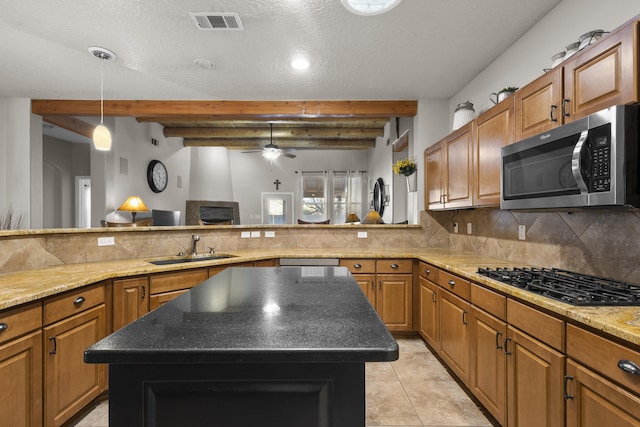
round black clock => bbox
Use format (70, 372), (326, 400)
(147, 160), (168, 193)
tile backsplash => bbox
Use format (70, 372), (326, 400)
(427, 208), (640, 283)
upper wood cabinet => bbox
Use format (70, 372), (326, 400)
(424, 122), (474, 210)
(515, 18), (639, 141)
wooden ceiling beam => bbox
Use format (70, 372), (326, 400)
(42, 115), (95, 139)
(183, 138), (376, 149)
(164, 127), (383, 139)
(137, 117), (390, 127)
(32, 100), (417, 118)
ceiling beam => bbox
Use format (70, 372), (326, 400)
(32, 100), (417, 118)
(42, 115), (95, 139)
(183, 139), (376, 149)
(164, 127), (383, 139)
(137, 117), (390, 127)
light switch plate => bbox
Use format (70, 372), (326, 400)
(98, 236), (115, 246)
(265, 231), (275, 238)
(466, 223), (472, 234)
(251, 231), (261, 238)
(357, 231), (368, 238)
(453, 223), (459, 233)
(518, 225), (526, 240)
(241, 231), (250, 238)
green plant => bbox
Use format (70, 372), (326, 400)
(392, 157), (417, 176)
(501, 86), (519, 92)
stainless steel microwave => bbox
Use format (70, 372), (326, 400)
(501, 104), (639, 210)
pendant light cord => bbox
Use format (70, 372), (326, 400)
(99, 58), (105, 125)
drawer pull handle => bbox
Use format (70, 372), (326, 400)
(550, 104), (558, 122)
(562, 98), (570, 117)
(618, 359), (640, 375)
(73, 296), (86, 305)
(431, 291), (437, 303)
(448, 279), (455, 286)
(49, 336), (57, 355)
(495, 331), (503, 349)
(563, 375), (574, 400)
(390, 264), (399, 269)
(424, 269), (430, 274)
(504, 337), (512, 355)
(141, 285), (146, 299)
(354, 263), (362, 269)
(0, 322), (7, 332)
(462, 311), (469, 325)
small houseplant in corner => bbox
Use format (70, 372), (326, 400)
(393, 157), (418, 192)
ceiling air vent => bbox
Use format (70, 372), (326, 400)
(190, 13), (244, 31)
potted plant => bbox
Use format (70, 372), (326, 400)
(393, 157), (418, 192)
(490, 86), (519, 104)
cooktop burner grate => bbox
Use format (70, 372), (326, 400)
(477, 267), (640, 306)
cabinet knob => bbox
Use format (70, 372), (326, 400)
(391, 264), (399, 269)
(354, 263), (362, 269)
(0, 322), (7, 332)
(73, 296), (86, 306)
(424, 269), (430, 274)
(618, 359), (640, 375)
(448, 279), (455, 286)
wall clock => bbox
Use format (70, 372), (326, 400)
(147, 160), (168, 193)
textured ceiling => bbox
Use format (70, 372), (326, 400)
(0, 0), (562, 101)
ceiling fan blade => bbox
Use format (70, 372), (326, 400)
(282, 151), (297, 158)
(241, 149), (264, 154)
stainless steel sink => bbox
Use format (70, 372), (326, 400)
(149, 255), (235, 265)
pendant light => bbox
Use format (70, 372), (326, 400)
(88, 46), (116, 151)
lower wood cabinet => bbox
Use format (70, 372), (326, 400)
(439, 289), (471, 384)
(419, 276), (439, 351)
(149, 268), (208, 309)
(44, 293), (107, 427)
(506, 325), (565, 427)
(112, 277), (149, 330)
(0, 301), (43, 427)
(353, 273), (376, 307)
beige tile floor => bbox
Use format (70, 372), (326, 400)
(70, 337), (494, 427)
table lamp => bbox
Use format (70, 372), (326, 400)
(346, 213), (361, 224)
(360, 210), (383, 224)
(117, 196), (149, 222)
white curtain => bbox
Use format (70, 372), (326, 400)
(345, 170), (366, 221)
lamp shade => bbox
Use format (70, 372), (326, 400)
(117, 196), (149, 222)
(93, 124), (112, 151)
(360, 210), (384, 224)
(346, 213), (361, 223)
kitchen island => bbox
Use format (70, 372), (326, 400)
(85, 266), (398, 427)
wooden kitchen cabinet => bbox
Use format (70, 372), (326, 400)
(0, 302), (43, 427)
(419, 275), (439, 351)
(473, 96), (514, 206)
(112, 277), (149, 330)
(149, 268), (208, 309)
(43, 284), (107, 427)
(424, 122), (473, 210)
(515, 19), (638, 141)
(340, 259), (377, 306)
(439, 289), (471, 385)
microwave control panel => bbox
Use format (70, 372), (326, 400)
(590, 135), (610, 192)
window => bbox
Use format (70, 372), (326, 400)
(298, 171), (366, 223)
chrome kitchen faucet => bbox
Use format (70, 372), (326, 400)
(191, 234), (200, 256)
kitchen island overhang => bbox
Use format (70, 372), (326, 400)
(85, 266), (398, 427)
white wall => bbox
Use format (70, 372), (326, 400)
(448, 0), (640, 124)
(367, 122), (394, 224)
(189, 147), (233, 202)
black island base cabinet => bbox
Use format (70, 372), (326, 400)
(85, 267), (398, 427)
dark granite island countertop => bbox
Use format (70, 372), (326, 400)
(85, 267), (398, 427)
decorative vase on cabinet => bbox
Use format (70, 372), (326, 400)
(406, 173), (417, 192)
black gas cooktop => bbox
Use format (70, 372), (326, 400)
(477, 267), (640, 306)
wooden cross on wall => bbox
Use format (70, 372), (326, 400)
(273, 179), (281, 190)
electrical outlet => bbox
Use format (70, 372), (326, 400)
(466, 223), (472, 234)
(518, 225), (526, 240)
(265, 231), (275, 238)
(453, 223), (459, 233)
(241, 231), (250, 238)
(357, 231), (368, 238)
(97, 236), (115, 246)
(251, 231), (261, 238)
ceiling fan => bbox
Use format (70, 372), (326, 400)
(242, 123), (296, 160)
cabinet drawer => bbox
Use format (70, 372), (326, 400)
(471, 284), (506, 320)
(0, 302), (42, 345)
(438, 270), (471, 301)
(376, 259), (412, 274)
(567, 323), (640, 396)
(340, 259), (376, 274)
(419, 262), (439, 282)
(507, 299), (564, 351)
(43, 284), (105, 325)
(150, 269), (208, 294)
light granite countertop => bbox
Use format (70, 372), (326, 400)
(1, 247), (639, 348)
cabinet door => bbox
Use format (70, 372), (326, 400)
(419, 276), (439, 351)
(352, 274), (376, 307)
(473, 97), (514, 207)
(563, 21), (638, 121)
(444, 123), (473, 209)
(424, 141), (445, 210)
(113, 277), (149, 330)
(0, 331), (42, 427)
(506, 325), (565, 427)
(566, 359), (640, 427)
(439, 289), (471, 385)
(376, 274), (412, 331)
(149, 289), (189, 310)
(514, 68), (563, 140)
(44, 305), (107, 427)
(470, 306), (507, 426)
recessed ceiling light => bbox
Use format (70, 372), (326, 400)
(194, 58), (215, 70)
(341, 0), (402, 16)
(291, 57), (310, 70)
